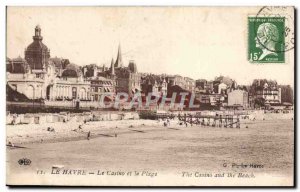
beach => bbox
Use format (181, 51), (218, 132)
(6, 112), (294, 185)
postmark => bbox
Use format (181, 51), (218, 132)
(248, 6), (294, 63)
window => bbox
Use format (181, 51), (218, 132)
(72, 87), (77, 99)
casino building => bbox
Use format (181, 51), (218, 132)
(7, 25), (90, 101)
(7, 25), (143, 106)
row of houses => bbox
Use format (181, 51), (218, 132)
(6, 26), (195, 103)
(6, 25), (293, 110)
(193, 76), (291, 109)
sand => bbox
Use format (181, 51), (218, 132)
(6, 112), (294, 186)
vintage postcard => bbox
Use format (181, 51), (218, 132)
(6, 6), (294, 186)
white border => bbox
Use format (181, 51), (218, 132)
(1, 1), (298, 191)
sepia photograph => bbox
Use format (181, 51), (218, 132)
(5, 6), (294, 186)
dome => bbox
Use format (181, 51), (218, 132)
(65, 63), (79, 70)
(12, 56), (27, 63)
(26, 40), (49, 52)
(24, 25), (51, 70)
(62, 69), (79, 77)
(26, 25), (49, 52)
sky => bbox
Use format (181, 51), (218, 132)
(6, 7), (294, 86)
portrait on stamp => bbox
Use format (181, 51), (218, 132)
(255, 23), (279, 60)
(248, 17), (285, 63)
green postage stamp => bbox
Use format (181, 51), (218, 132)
(248, 17), (285, 63)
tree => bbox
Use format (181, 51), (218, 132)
(254, 97), (266, 108)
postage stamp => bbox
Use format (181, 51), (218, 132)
(248, 6), (294, 63)
(248, 17), (285, 63)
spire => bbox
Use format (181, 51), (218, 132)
(102, 64), (105, 71)
(114, 44), (123, 68)
(110, 58), (115, 75)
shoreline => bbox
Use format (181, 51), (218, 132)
(7, 111), (294, 146)
(7, 117), (294, 184)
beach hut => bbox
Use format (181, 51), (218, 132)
(52, 114), (60, 123)
(46, 114), (54, 123)
(6, 114), (13, 125)
(111, 113), (119, 120)
(23, 114), (35, 124)
(39, 115), (47, 124)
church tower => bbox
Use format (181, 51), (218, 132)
(114, 44), (123, 68)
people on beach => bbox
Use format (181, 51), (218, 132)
(163, 121), (168, 127)
(47, 127), (55, 132)
(166, 118), (170, 126)
(190, 118), (193, 126)
(87, 131), (91, 140)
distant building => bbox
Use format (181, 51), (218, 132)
(49, 57), (70, 77)
(214, 75), (233, 87)
(228, 89), (248, 108)
(198, 93), (225, 107)
(195, 79), (207, 88)
(278, 85), (294, 105)
(218, 83), (227, 94)
(82, 64), (107, 78)
(250, 79), (281, 106)
(25, 25), (50, 71)
(141, 75), (167, 96)
(7, 63), (56, 100)
(184, 77), (196, 93)
(6, 57), (30, 74)
(100, 44), (141, 97)
(55, 64), (90, 101)
(167, 75), (185, 88)
(7, 25), (90, 101)
(167, 75), (195, 92)
(87, 76), (115, 101)
(7, 26), (54, 99)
